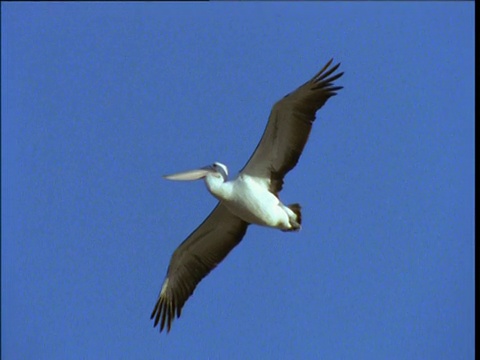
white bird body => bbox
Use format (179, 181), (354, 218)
(151, 59), (344, 333)
(206, 171), (299, 230)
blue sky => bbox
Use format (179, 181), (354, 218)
(2, 3), (474, 359)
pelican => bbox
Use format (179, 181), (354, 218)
(151, 59), (343, 333)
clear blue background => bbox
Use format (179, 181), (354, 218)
(2, 3), (474, 359)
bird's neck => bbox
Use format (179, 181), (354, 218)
(204, 174), (232, 201)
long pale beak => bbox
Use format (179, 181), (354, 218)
(163, 165), (214, 181)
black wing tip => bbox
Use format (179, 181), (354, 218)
(315, 61), (343, 81)
(325, 85), (344, 95)
(310, 62), (344, 96)
(327, 57), (340, 67)
(151, 296), (176, 334)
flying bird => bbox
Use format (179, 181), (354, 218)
(151, 59), (343, 333)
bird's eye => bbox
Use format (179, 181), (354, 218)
(212, 163), (217, 168)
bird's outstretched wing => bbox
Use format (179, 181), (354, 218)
(151, 203), (249, 333)
(240, 59), (344, 195)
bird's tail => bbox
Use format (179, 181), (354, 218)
(287, 203), (302, 224)
(286, 203), (302, 231)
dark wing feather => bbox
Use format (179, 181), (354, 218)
(151, 203), (248, 333)
(240, 59), (344, 195)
